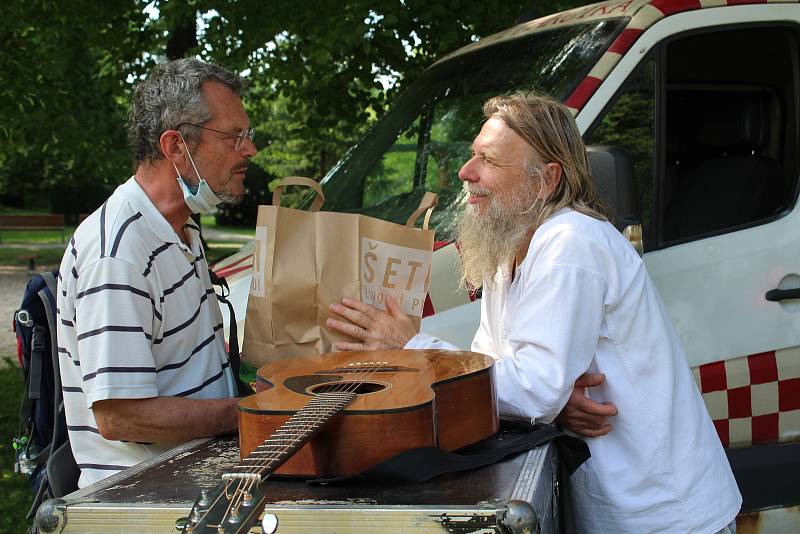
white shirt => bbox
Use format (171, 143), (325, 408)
(58, 177), (237, 488)
(407, 209), (741, 533)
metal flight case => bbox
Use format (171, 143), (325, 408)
(34, 432), (563, 534)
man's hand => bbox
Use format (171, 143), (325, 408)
(556, 373), (618, 438)
(327, 296), (417, 351)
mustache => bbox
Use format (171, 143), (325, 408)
(464, 184), (490, 196)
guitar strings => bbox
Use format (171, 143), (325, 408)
(237, 357), (384, 477)
(194, 355), (385, 530)
(220, 358), (384, 525)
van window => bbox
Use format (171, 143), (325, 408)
(320, 19), (627, 241)
(660, 26), (799, 245)
(586, 59), (656, 250)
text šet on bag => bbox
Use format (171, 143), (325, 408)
(242, 177), (437, 365)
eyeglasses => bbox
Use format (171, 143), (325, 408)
(178, 122), (255, 151)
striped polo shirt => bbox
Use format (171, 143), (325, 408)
(57, 177), (237, 488)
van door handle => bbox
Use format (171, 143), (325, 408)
(765, 288), (800, 301)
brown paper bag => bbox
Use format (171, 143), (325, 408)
(242, 176), (437, 365)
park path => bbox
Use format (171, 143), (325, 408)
(0, 225), (250, 364)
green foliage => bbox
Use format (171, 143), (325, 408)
(587, 59), (656, 239)
(0, 360), (34, 534)
(1, 0), (591, 216)
(0, 0), (156, 213)
(203, 0), (532, 180)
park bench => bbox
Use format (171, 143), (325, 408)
(0, 214), (65, 243)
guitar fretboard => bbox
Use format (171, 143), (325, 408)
(226, 391), (356, 481)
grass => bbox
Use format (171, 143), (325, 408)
(201, 214), (255, 237)
(0, 206), (50, 215)
(0, 247), (66, 268)
(0, 358), (35, 534)
(0, 228), (76, 245)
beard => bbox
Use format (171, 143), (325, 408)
(183, 162), (247, 206)
(456, 179), (542, 290)
(220, 162), (249, 205)
(214, 184), (243, 206)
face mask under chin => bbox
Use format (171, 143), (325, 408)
(172, 131), (225, 214)
(174, 170), (225, 215)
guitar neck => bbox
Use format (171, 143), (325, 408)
(228, 390), (357, 481)
(181, 391), (358, 534)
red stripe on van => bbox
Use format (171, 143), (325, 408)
(215, 264), (252, 279)
(564, 76), (603, 111)
(699, 359), (727, 393)
(422, 293), (435, 318)
(751, 413), (779, 444)
(608, 29), (644, 55)
(649, 0), (702, 16)
(747, 351), (778, 385)
(713, 419), (729, 448)
(779, 378), (800, 412)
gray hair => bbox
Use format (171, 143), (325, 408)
(128, 58), (245, 165)
(483, 92), (611, 227)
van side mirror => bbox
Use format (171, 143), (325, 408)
(587, 145), (643, 254)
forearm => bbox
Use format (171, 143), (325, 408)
(93, 396), (240, 443)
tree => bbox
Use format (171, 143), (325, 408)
(201, 1), (584, 180)
(0, 0), (155, 213)
(0, 0), (590, 213)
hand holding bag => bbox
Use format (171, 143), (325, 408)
(242, 177), (437, 365)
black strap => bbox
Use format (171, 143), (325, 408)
(308, 420), (590, 485)
(39, 274), (67, 450)
(29, 325), (45, 400)
(208, 269), (254, 396)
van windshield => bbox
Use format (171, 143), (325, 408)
(320, 19), (626, 241)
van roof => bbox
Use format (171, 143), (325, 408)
(434, 0), (791, 113)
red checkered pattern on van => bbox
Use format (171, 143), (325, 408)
(695, 350), (800, 448)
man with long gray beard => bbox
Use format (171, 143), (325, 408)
(58, 58), (256, 487)
(327, 92), (741, 533)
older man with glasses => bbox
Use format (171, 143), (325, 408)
(57, 58), (256, 488)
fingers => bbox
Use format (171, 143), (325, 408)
(326, 317), (367, 341)
(573, 395), (619, 417)
(341, 298), (378, 319)
(328, 297), (414, 351)
(330, 303), (372, 329)
(556, 405), (615, 437)
(576, 424), (613, 438)
(385, 295), (405, 318)
(574, 372), (605, 388)
(333, 341), (367, 352)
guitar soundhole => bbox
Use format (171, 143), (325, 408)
(309, 380), (387, 396)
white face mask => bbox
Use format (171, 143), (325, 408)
(172, 132), (225, 214)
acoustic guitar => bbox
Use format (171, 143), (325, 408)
(180, 349), (498, 534)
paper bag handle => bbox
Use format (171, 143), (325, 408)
(272, 176), (325, 212)
(406, 191), (438, 229)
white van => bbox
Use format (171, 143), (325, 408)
(213, 0), (800, 528)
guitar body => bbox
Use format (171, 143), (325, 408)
(238, 349), (498, 478)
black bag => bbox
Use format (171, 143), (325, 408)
(13, 269), (79, 518)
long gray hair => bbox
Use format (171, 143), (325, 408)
(483, 92), (611, 228)
(127, 58), (244, 165)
